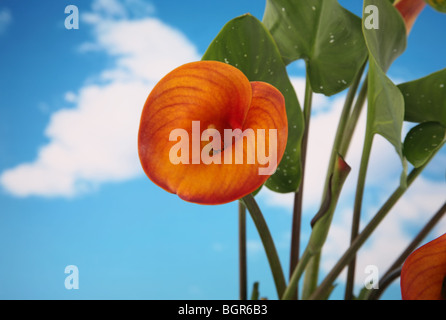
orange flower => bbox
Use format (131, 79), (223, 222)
(138, 61), (288, 205)
(394, 0), (426, 34)
(400, 233), (446, 300)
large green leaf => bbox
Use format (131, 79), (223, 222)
(363, 0), (407, 182)
(262, 0), (368, 96)
(202, 14), (304, 193)
(403, 122), (446, 168)
(398, 68), (446, 127)
(363, 0), (406, 72)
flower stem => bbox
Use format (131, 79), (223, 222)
(301, 250), (320, 299)
(339, 78), (369, 156)
(345, 130), (374, 300)
(302, 62), (367, 298)
(238, 200), (247, 300)
(323, 62), (367, 193)
(289, 71), (313, 299)
(387, 200), (446, 274)
(241, 194), (286, 298)
(308, 156), (436, 300)
(284, 155), (351, 300)
(367, 267), (402, 300)
(282, 247), (312, 300)
(367, 200), (446, 300)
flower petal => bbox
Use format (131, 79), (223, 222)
(394, 0), (426, 34)
(401, 233), (446, 300)
(138, 61), (288, 204)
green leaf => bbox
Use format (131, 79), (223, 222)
(425, 0), (446, 13)
(363, 0), (407, 184)
(356, 286), (371, 300)
(250, 281), (260, 300)
(403, 122), (446, 168)
(398, 68), (446, 127)
(262, 0), (368, 96)
(367, 60), (405, 161)
(363, 0), (406, 72)
(202, 14), (304, 193)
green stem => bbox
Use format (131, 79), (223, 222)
(282, 247), (312, 300)
(368, 267), (402, 300)
(238, 201), (247, 300)
(241, 194), (286, 298)
(303, 62), (367, 298)
(308, 161), (433, 300)
(289, 71), (313, 298)
(345, 130), (374, 300)
(250, 282), (260, 300)
(301, 250), (320, 300)
(284, 156), (351, 300)
(339, 78), (369, 156)
(367, 200), (446, 300)
(387, 200), (446, 274)
(323, 62), (367, 193)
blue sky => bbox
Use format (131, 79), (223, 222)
(0, 0), (445, 300)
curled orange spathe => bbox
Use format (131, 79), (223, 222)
(394, 0), (426, 34)
(138, 61), (288, 205)
(400, 232), (446, 300)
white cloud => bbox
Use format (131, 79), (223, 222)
(92, 18), (199, 83)
(90, 0), (155, 19)
(0, 0), (200, 197)
(0, 8), (12, 35)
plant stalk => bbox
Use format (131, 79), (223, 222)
(302, 62), (367, 298)
(301, 250), (320, 299)
(345, 130), (374, 300)
(289, 71), (313, 299)
(339, 78), (369, 156)
(308, 158), (435, 300)
(238, 200), (247, 300)
(283, 248), (312, 300)
(241, 194), (286, 298)
(284, 155), (351, 300)
(323, 62), (367, 192)
(367, 201), (446, 300)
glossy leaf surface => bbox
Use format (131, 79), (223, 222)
(403, 122), (446, 167)
(263, 0), (368, 96)
(398, 68), (446, 127)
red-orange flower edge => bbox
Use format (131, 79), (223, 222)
(394, 0), (426, 34)
(401, 233), (446, 300)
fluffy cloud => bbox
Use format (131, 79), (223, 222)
(0, 0), (200, 197)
